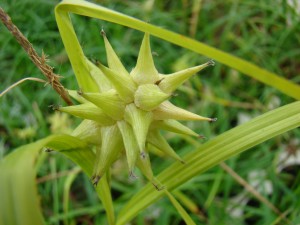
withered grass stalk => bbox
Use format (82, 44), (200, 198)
(0, 7), (72, 105)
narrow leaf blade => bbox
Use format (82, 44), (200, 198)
(165, 191), (197, 225)
(0, 141), (46, 225)
(117, 101), (300, 224)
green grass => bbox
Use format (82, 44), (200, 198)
(1, 0), (300, 224)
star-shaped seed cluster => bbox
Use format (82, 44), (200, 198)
(57, 31), (215, 189)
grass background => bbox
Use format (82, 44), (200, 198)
(0, 0), (300, 224)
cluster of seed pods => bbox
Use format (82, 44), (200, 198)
(57, 30), (216, 189)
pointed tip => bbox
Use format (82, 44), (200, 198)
(210, 117), (217, 122)
(44, 148), (53, 152)
(140, 151), (147, 159)
(155, 78), (164, 85)
(100, 30), (131, 84)
(91, 175), (101, 186)
(152, 182), (165, 191)
(207, 59), (215, 66)
(49, 104), (60, 111)
(129, 171), (139, 180)
(77, 89), (83, 96)
(180, 159), (186, 164)
(131, 33), (159, 84)
(198, 134), (207, 139)
(144, 32), (150, 40)
(159, 60), (215, 93)
(100, 28), (106, 37)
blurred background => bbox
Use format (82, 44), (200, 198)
(0, 0), (300, 224)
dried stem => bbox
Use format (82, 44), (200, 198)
(36, 167), (81, 184)
(220, 162), (291, 224)
(189, 0), (202, 38)
(0, 7), (73, 105)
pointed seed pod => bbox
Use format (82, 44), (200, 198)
(153, 101), (217, 122)
(159, 60), (214, 93)
(147, 143), (165, 157)
(68, 89), (88, 104)
(151, 119), (199, 137)
(86, 59), (112, 92)
(124, 103), (153, 153)
(59, 32), (216, 188)
(101, 30), (129, 76)
(131, 33), (160, 84)
(97, 63), (137, 103)
(92, 125), (123, 186)
(117, 120), (139, 174)
(57, 103), (115, 126)
(80, 89), (125, 120)
(147, 130), (184, 163)
(134, 84), (171, 111)
(136, 152), (164, 190)
(72, 120), (102, 145)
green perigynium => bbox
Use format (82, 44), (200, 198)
(57, 31), (216, 189)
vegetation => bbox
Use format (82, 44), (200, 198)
(0, 0), (299, 224)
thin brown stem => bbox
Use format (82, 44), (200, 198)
(189, 0), (202, 38)
(36, 167), (81, 184)
(220, 162), (292, 225)
(0, 7), (73, 105)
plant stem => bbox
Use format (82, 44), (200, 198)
(0, 7), (73, 105)
(0, 77), (45, 97)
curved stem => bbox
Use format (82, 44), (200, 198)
(55, 0), (300, 99)
(0, 77), (45, 97)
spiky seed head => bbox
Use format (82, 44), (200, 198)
(59, 32), (216, 188)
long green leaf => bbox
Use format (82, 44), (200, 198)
(48, 139), (116, 225)
(55, 0), (300, 100)
(63, 167), (80, 225)
(0, 134), (86, 225)
(55, 5), (99, 92)
(0, 140), (47, 225)
(165, 190), (197, 225)
(116, 101), (300, 224)
(58, 148), (115, 225)
(0, 134), (115, 225)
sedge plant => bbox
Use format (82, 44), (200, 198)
(0, 1), (300, 225)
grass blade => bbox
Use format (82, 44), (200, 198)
(165, 190), (197, 225)
(0, 134), (88, 225)
(0, 141), (47, 225)
(53, 148), (116, 225)
(0, 134), (115, 225)
(63, 167), (80, 225)
(116, 101), (300, 224)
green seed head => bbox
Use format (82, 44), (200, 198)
(58, 31), (215, 188)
